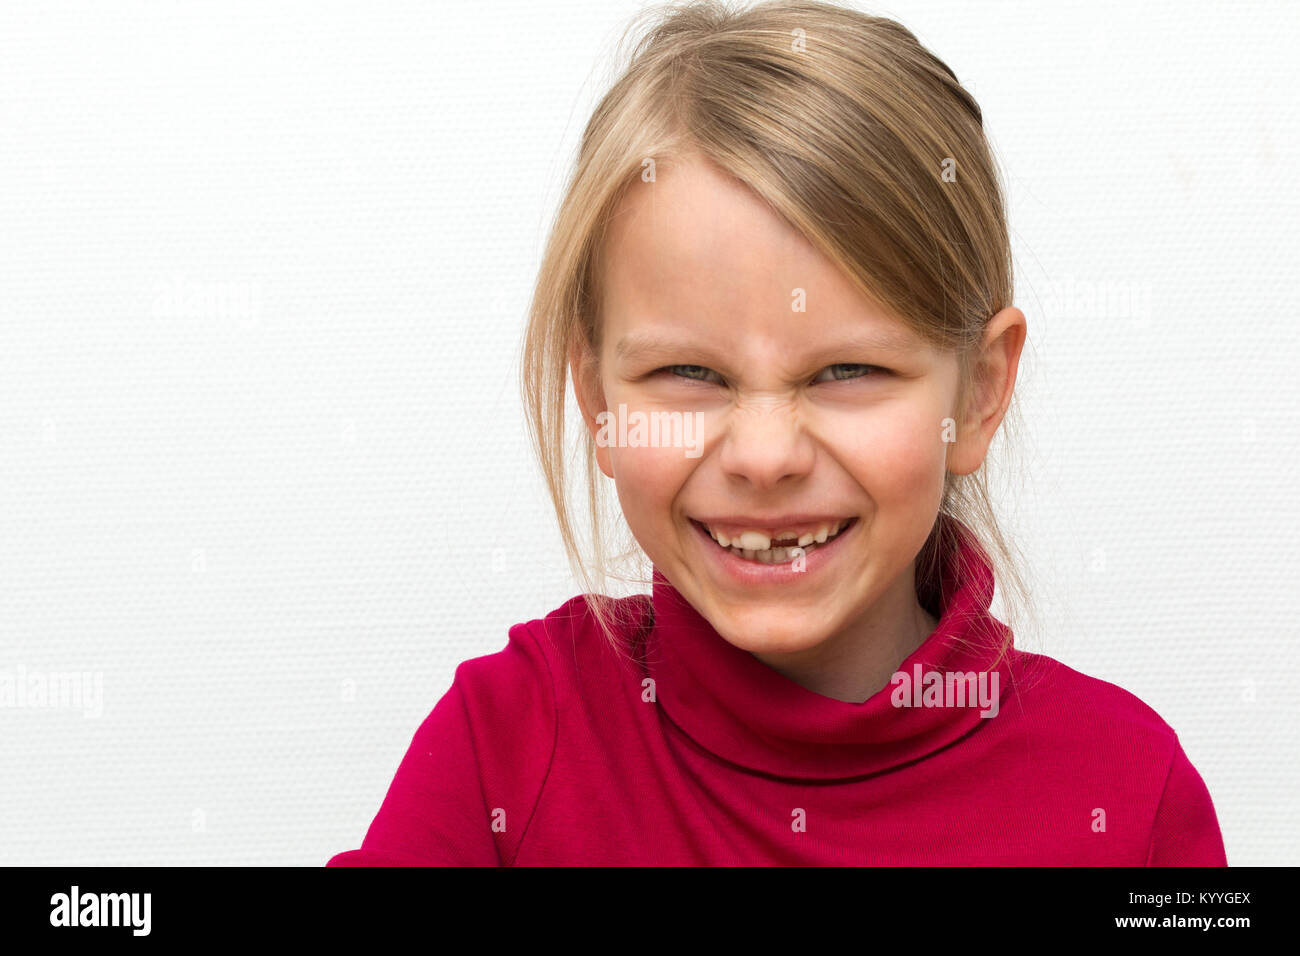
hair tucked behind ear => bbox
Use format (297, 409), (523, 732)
(520, 0), (1036, 661)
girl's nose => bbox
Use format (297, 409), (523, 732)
(715, 400), (816, 490)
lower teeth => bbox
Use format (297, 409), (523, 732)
(728, 544), (816, 564)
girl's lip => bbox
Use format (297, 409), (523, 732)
(689, 516), (859, 584)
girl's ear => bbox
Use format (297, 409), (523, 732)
(946, 307), (1026, 476)
(569, 339), (614, 479)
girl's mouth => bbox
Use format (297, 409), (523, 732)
(689, 516), (858, 566)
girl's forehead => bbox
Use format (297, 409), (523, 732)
(604, 155), (813, 269)
(600, 169), (867, 325)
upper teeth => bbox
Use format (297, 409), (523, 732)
(704, 520), (849, 551)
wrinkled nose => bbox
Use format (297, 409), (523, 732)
(716, 400), (816, 490)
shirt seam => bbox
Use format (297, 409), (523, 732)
(503, 618), (560, 866)
(1144, 729), (1181, 866)
(453, 677), (507, 865)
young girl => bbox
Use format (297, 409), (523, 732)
(329, 0), (1226, 866)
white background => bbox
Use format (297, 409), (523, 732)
(1, 0), (1296, 865)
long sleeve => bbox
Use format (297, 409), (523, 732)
(327, 623), (557, 866)
(327, 680), (501, 866)
(1145, 738), (1228, 866)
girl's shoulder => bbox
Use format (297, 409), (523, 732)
(1002, 646), (1189, 745)
(999, 646), (1214, 801)
(999, 647), (1225, 863)
(452, 590), (649, 700)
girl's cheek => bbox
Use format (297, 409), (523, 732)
(600, 388), (716, 485)
(824, 406), (948, 498)
(609, 442), (693, 495)
(824, 401), (937, 457)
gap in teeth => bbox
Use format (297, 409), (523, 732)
(702, 518), (850, 561)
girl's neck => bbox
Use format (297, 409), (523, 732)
(750, 565), (939, 703)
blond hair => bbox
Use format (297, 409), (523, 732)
(520, 0), (1034, 662)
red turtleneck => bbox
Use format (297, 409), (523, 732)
(328, 521), (1227, 865)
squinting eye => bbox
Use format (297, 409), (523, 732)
(813, 363), (888, 383)
(661, 364), (724, 385)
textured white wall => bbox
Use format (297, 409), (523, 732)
(1, 0), (1295, 866)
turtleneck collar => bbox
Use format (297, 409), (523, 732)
(640, 515), (1013, 780)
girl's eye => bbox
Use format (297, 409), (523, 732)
(812, 363), (887, 383)
(656, 363), (888, 385)
(662, 364), (724, 385)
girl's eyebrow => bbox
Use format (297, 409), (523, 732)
(614, 327), (925, 364)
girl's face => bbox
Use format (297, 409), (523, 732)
(574, 154), (997, 664)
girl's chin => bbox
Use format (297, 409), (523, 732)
(695, 601), (840, 654)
